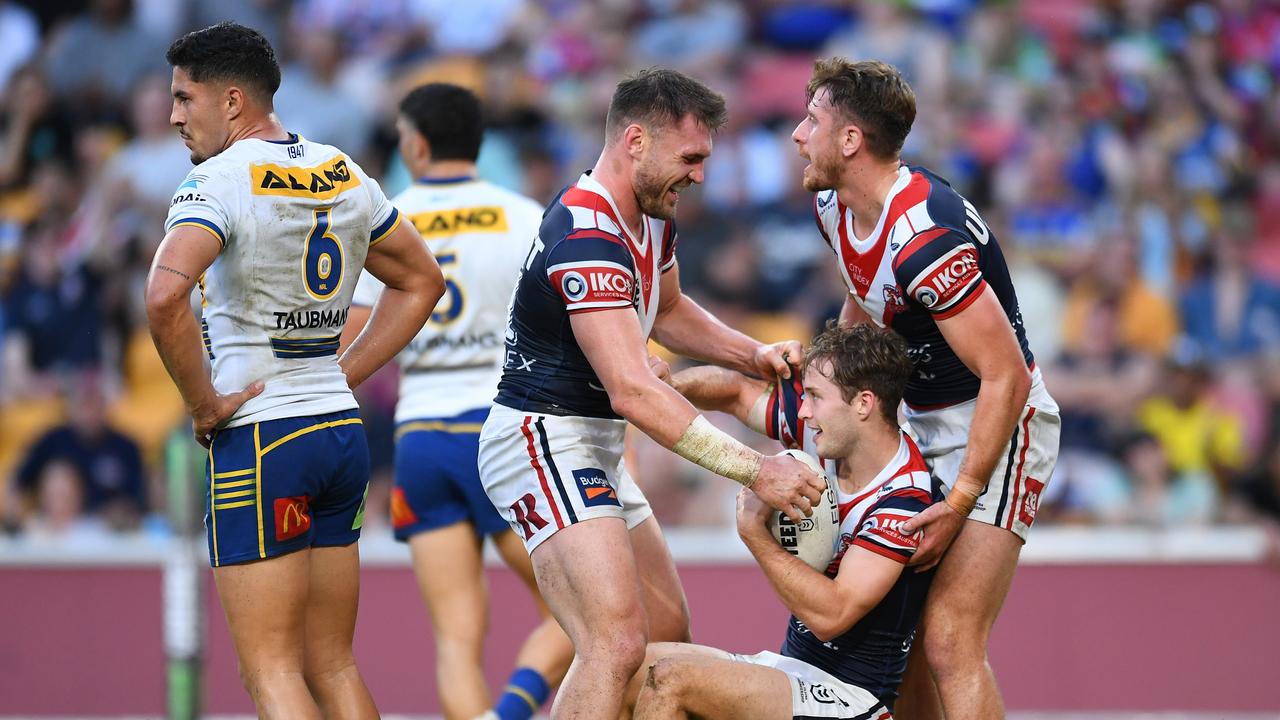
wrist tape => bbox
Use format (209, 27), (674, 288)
(672, 415), (762, 487)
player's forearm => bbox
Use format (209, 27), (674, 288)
(612, 375), (766, 486)
(146, 298), (217, 414)
(339, 284), (440, 389)
(652, 294), (759, 375)
(670, 366), (746, 415)
(954, 370), (1032, 501)
(609, 373), (702, 447)
(740, 529), (857, 641)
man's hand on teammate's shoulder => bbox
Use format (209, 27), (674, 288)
(190, 381), (265, 448)
(752, 453), (825, 524)
(901, 501), (965, 572)
(648, 354), (672, 385)
(753, 340), (805, 380)
(735, 487), (773, 541)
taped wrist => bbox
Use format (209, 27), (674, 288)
(672, 415), (762, 487)
(944, 482), (982, 516)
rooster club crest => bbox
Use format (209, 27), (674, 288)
(883, 284), (906, 316)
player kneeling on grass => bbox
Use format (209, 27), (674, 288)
(625, 323), (943, 719)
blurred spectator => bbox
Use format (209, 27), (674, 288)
(1047, 300), (1160, 523)
(1178, 208), (1280, 364)
(274, 28), (373, 158)
(3, 205), (103, 390)
(1137, 343), (1246, 508)
(98, 74), (191, 217)
(0, 66), (74, 200)
(42, 0), (167, 112)
(1060, 236), (1179, 357)
(1120, 430), (1217, 527)
(630, 0), (746, 74)
(20, 460), (111, 545)
(14, 377), (145, 530)
(0, 2), (38, 95)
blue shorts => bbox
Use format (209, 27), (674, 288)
(391, 408), (507, 541)
(205, 409), (370, 567)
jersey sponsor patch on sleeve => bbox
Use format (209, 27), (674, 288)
(166, 169), (232, 246)
(853, 508), (921, 563)
(547, 260), (636, 312)
(904, 242), (982, 315)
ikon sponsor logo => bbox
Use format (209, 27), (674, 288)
(274, 496), (312, 542)
(589, 271), (632, 295)
(915, 247), (979, 307)
(861, 513), (918, 547)
(561, 271), (588, 301)
(573, 468), (619, 508)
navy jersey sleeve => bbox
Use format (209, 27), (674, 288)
(852, 486), (933, 563)
(892, 228), (986, 320)
(544, 230), (638, 314)
(764, 372), (806, 449)
(659, 220), (678, 273)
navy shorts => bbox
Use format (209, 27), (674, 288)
(390, 407), (507, 541)
(205, 409), (369, 567)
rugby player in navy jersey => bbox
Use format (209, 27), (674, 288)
(625, 323), (943, 719)
(792, 58), (1061, 720)
(477, 68), (826, 719)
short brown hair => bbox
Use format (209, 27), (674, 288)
(605, 67), (727, 139)
(806, 58), (916, 160)
(804, 321), (913, 425)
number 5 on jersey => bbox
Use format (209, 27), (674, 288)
(304, 208), (344, 300)
(430, 252), (464, 325)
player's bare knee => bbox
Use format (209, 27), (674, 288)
(643, 657), (690, 702)
(579, 624), (647, 674)
(302, 652), (357, 690)
(922, 621), (989, 678)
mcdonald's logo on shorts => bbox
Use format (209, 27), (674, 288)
(274, 496), (312, 541)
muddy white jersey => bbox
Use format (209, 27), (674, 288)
(165, 133), (401, 427)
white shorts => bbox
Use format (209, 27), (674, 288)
(730, 650), (892, 719)
(903, 368), (1061, 542)
(478, 403), (653, 552)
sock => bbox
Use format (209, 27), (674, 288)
(493, 667), (551, 720)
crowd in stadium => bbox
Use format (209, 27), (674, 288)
(1, 0), (1278, 542)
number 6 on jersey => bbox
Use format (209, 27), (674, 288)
(304, 207), (344, 300)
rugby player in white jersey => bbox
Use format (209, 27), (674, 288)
(478, 68), (826, 719)
(341, 83), (572, 720)
(792, 58), (1061, 720)
(625, 323), (943, 719)
(145, 23), (443, 719)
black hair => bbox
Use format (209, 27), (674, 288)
(399, 83), (484, 162)
(165, 22), (281, 100)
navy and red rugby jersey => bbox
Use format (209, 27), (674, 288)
(814, 165), (1034, 408)
(495, 172), (677, 418)
(765, 375), (942, 709)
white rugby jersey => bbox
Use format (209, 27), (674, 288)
(351, 177), (544, 421)
(165, 134), (401, 427)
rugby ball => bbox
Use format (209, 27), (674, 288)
(768, 449), (839, 571)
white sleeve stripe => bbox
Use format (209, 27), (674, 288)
(568, 205), (597, 230)
(547, 260), (633, 275)
(904, 244), (972, 295)
(565, 300), (633, 311)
